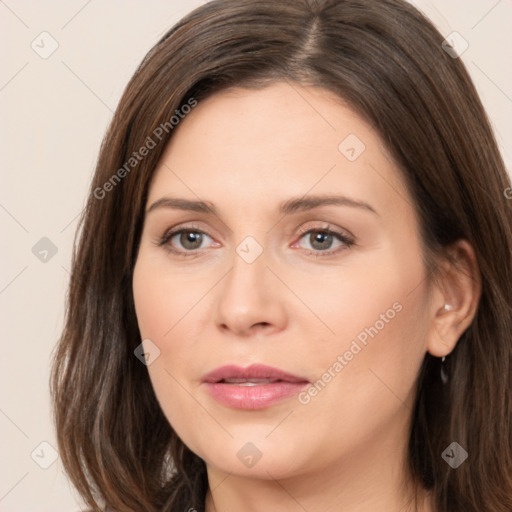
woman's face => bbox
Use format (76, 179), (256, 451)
(132, 81), (435, 482)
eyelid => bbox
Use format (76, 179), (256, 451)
(156, 222), (216, 256)
(296, 222), (354, 241)
(293, 223), (355, 256)
(156, 222), (356, 257)
(158, 222), (208, 243)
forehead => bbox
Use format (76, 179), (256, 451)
(147, 81), (412, 223)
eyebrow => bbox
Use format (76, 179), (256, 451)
(146, 194), (378, 216)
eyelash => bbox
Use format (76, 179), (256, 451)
(156, 223), (355, 258)
(296, 224), (355, 257)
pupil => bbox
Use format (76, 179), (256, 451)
(182, 231), (202, 249)
(311, 232), (332, 250)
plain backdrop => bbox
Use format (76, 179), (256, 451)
(1, 1), (511, 510)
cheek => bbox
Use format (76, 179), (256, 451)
(297, 239), (430, 422)
(274, 252), (430, 473)
(132, 251), (207, 341)
(132, 248), (223, 450)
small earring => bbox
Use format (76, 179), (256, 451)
(440, 355), (448, 384)
(444, 304), (452, 311)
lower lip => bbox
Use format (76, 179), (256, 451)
(204, 381), (309, 410)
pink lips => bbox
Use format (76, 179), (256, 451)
(202, 364), (310, 410)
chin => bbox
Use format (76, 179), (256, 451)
(190, 432), (312, 480)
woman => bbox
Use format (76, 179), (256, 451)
(50, 1), (512, 511)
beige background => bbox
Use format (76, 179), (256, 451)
(1, 1), (511, 510)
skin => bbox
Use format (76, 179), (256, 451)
(132, 81), (480, 512)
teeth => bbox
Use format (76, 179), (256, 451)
(222, 378), (276, 385)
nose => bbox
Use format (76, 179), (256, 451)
(214, 243), (287, 338)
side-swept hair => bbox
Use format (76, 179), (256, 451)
(50, 1), (512, 510)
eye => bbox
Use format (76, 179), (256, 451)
(294, 224), (355, 256)
(156, 223), (355, 258)
(157, 226), (216, 256)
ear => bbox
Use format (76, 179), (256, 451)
(426, 239), (481, 357)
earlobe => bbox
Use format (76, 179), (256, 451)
(426, 239), (481, 358)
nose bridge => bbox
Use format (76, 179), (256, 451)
(214, 234), (284, 334)
(224, 235), (269, 308)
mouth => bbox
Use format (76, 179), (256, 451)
(218, 378), (286, 386)
(202, 364), (310, 410)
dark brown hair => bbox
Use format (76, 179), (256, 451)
(50, 0), (512, 510)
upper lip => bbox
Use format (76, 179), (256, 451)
(202, 364), (310, 384)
